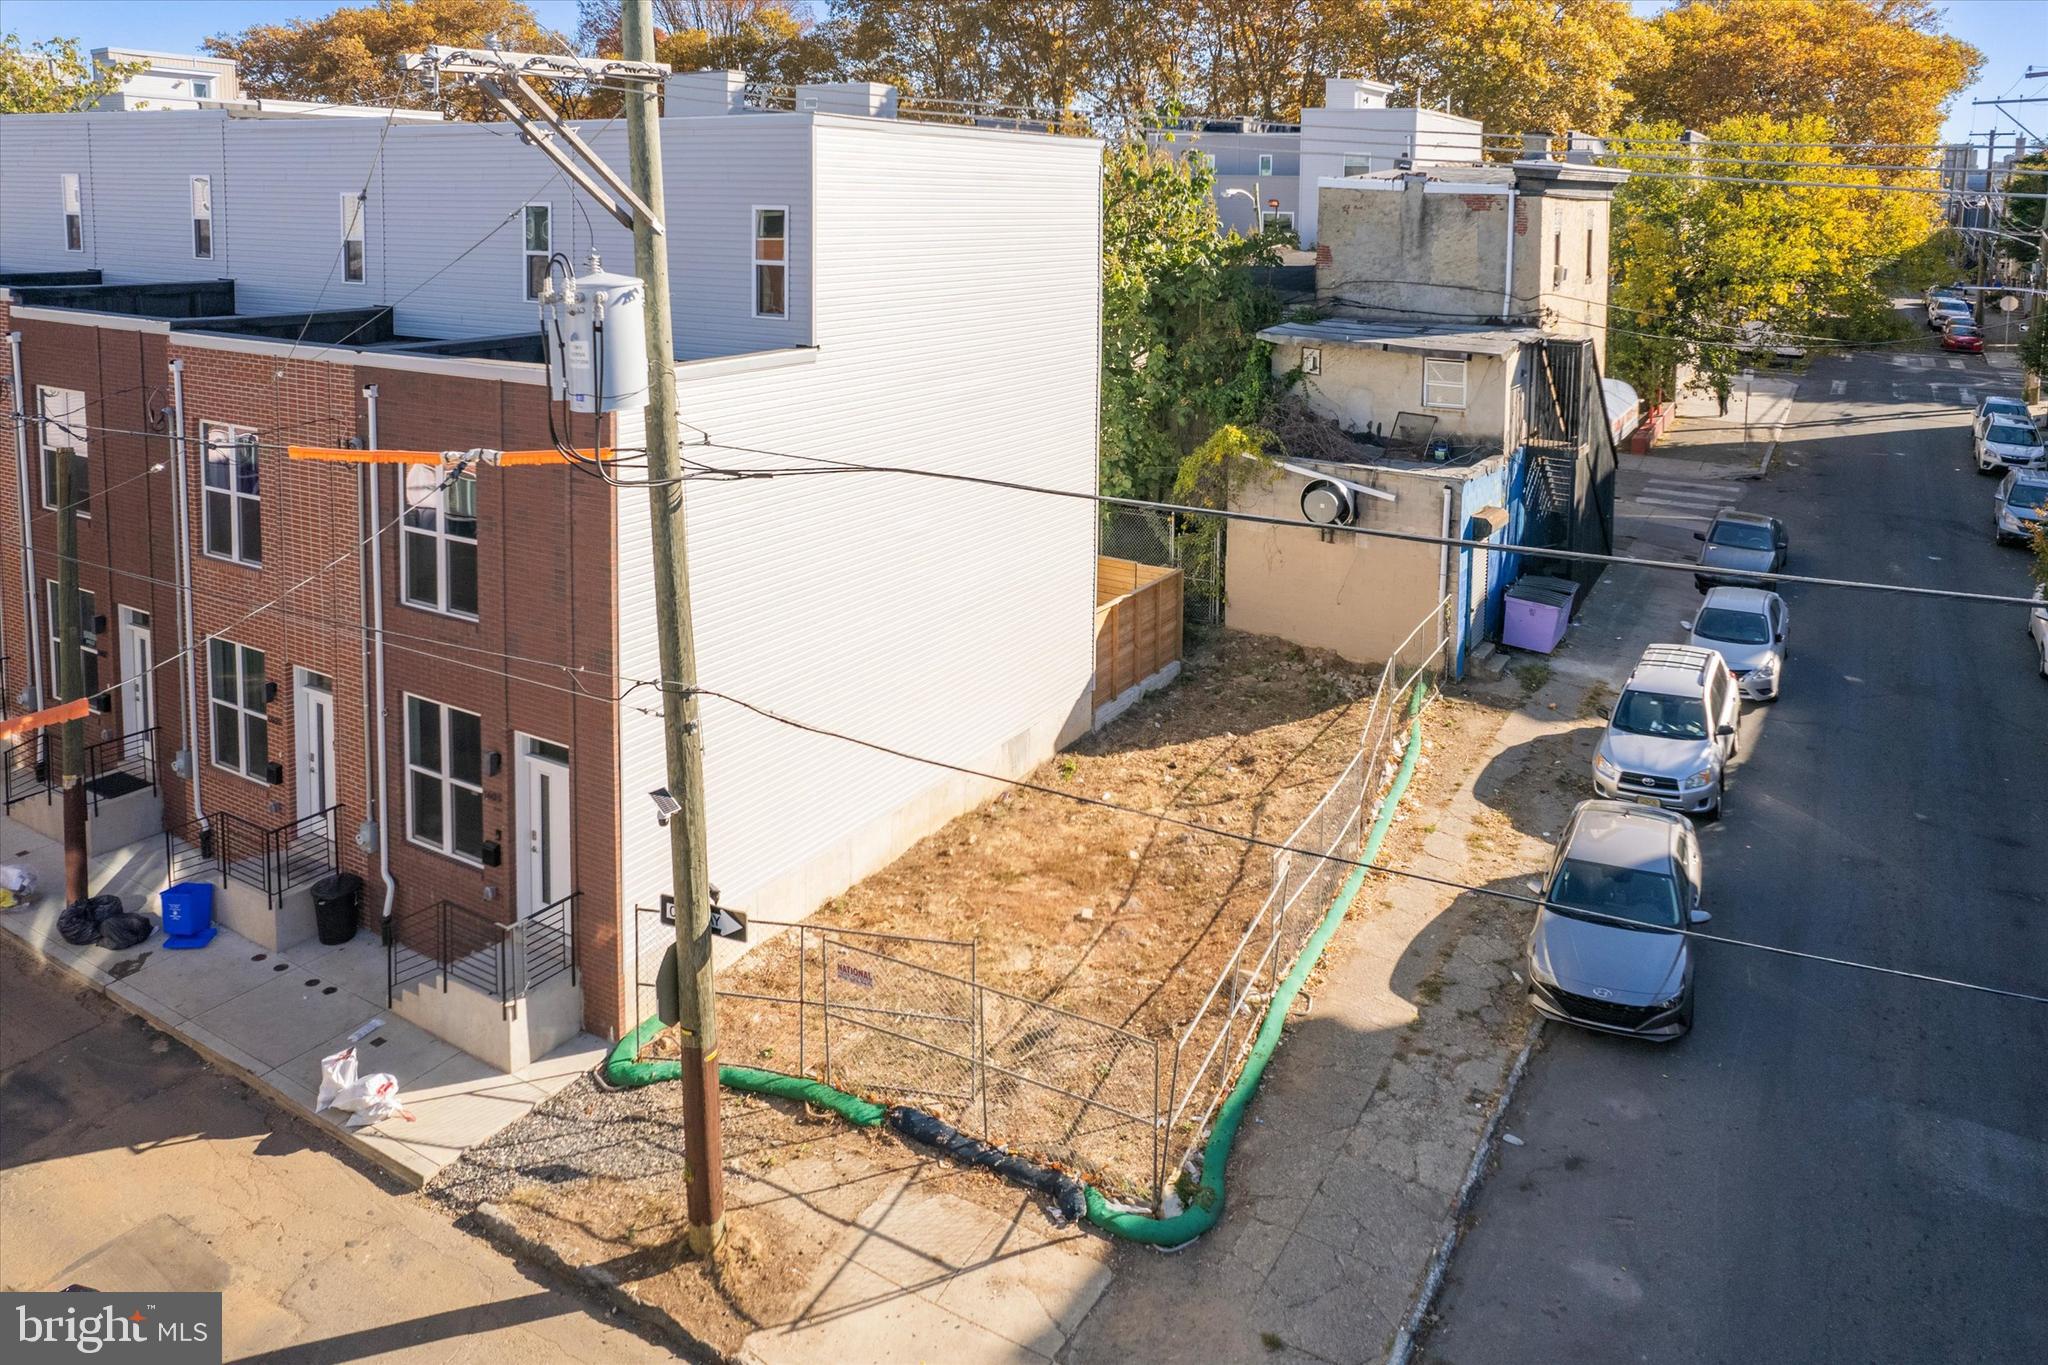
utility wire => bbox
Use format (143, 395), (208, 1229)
(668, 683), (2048, 1008)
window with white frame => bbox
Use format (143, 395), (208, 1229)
(61, 173), (82, 251)
(36, 386), (88, 516)
(191, 175), (213, 259)
(1342, 155), (1373, 177)
(1258, 152), (1274, 176)
(401, 465), (478, 617)
(207, 638), (268, 780)
(45, 581), (100, 700)
(753, 207), (787, 318)
(1422, 358), (1468, 410)
(200, 422), (260, 565)
(406, 695), (484, 862)
(340, 192), (366, 283)
(1261, 210), (1293, 232)
(522, 203), (552, 301)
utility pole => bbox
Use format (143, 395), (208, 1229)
(53, 436), (88, 904)
(1979, 130), (1999, 328)
(622, 0), (724, 1253)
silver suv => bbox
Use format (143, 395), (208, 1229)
(1593, 645), (1740, 820)
(1526, 799), (1710, 1041)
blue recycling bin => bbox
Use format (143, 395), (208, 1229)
(160, 881), (217, 950)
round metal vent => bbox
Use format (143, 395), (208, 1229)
(1300, 479), (1354, 526)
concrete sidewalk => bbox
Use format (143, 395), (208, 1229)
(0, 814), (605, 1188)
(1641, 374), (1796, 472)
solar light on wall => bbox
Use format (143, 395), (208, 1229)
(649, 787), (681, 827)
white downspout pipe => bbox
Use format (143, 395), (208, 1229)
(169, 359), (202, 819)
(8, 331), (45, 711)
(1501, 187), (1518, 321)
(364, 385), (397, 929)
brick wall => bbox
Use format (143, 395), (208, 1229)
(4, 313), (624, 1041)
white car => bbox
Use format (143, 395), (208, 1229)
(1684, 587), (1788, 701)
(1974, 395), (2035, 440)
(1977, 420), (2047, 475)
(2032, 593), (2048, 679)
(1994, 469), (2048, 545)
(1928, 298), (1972, 330)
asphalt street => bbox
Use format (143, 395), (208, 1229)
(1421, 337), (2048, 1363)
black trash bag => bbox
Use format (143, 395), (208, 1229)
(98, 912), (154, 950)
(57, 894), (124, 946)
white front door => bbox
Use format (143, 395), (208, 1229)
(118, 608), (155, 755)
(294, 669), (337, 820)
(517, 737), (573, 920)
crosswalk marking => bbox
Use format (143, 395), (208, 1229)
(1947, 357), (1965, 371)
(1830, 379), (1848, 395)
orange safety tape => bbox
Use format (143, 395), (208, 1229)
(0, 696), (90, 744)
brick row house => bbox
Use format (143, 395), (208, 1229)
(1, 77), (1103, 1070)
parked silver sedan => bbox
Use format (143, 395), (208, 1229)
(1684, 587), (1789, 701)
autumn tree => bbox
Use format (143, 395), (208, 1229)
(1100, 143), (1286, 500)
(204, 0), (565, 120)
(1607, 115), (1903, 401)
(0, 34), (142, 113)
(2001, 152), (2046, 269)
(577, 0), (836, 89)
(1621, 0), (1982, 153)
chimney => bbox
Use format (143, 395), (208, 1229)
(664, 69), (747, 117)
(1564, 131), (1605, 165)
(1521, 131), (1554, 161)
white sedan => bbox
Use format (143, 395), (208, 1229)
(2032, 593), (2047, 679)
(1684, 586), (1789, 701)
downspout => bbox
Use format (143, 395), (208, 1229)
(1501, 187), (1518, 322)
(364, 385), (396, 931)
(168, 359), (202, 819)
(1437, 485), (1452, 666)
(8, 331), (45, 711)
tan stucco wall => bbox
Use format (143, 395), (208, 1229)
(1516, 191), (1612, 368)
(1225, 462), (1458, 669)
(1280, 338), (1513, 455)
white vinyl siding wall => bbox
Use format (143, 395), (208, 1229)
(615, 117), (1099, 963)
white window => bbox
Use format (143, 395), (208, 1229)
(1423, 358), (1468, 410)
(401, 466), (478, 618)
(406, 695), (484, 863)
(1261, 210), (1294, 232)
(191, 79), (210, 99)
(208, 638), (268, 781)
(1342, 155), (1373, 177)
(1300, 346), (1322, 376)
(753, 207), (787, 318)
(1257, 152), (1274, 177)
(522, 203), (552, 301)
(340, 192), (366, 284)
(45, 581), (100, 700)
(61, 173), (82, 252)
(191, 176), (213, 259)
(200, 422), (260, 566)
(36, 386), (88, 516)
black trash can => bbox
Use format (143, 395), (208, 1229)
(311, 872), (363, 945)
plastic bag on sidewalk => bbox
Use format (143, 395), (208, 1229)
(98, 912), (154, 950)
(56, 894), (128, 946)
(0, 864), (36, 896)
(315, 1046), (413, 1127)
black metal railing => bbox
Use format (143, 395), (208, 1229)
(2, 736), (49, 809)
(0, 656), (10, 719)
(388, 892), (580, 1021)
(83, 725), (157, 813)
(216, 805), (339, 908)
(521, 892), (579, 994)
(163, 814), (219, 887)
(162, 805), (340, 911)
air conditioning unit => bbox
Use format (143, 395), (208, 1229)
(1553, 264), (1569, 287)
(1301, 479), (1356, 527)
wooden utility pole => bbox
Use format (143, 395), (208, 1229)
(53, 439), (88, 904)
(622, 0), (724, 1252)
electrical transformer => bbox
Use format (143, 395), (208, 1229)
(540, 257), (649, 414)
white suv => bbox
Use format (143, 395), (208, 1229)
(1593, 645), (1742, 820)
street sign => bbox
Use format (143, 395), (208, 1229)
(710, 907), (748, 942)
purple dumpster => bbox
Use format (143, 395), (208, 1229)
(1502, 575), (1579, 654)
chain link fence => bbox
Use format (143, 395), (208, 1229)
(1101, 505), (1224, 626)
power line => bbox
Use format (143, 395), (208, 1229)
(677, 441), (2044, 609)
(666, 682), (2048, 1008)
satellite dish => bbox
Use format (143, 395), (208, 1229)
(1301, 479), (1355, 527)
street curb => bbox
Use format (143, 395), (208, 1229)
(1384, 1016), (1544, 1365)
(471, 1202), (726, 1364)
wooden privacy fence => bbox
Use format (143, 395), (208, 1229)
(1094, 557), (1184, 717)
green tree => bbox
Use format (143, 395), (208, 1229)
(0, 34), (141, 113)
(1607, 114), (1903, 401)
(2000, 152), (2046, 269)
(204, 0), (562, 120)
(1100, 143), (1286, 501)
